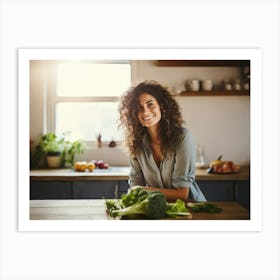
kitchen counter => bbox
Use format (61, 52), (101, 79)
(195, 166), (250, 181)
(30, 166), (130, 181)
(30, 199), (250, 220)
(30, 166), (250, 181)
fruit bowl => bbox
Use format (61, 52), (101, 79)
(207, 158), (240, 174)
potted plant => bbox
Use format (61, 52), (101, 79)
(37, 132), (65, 168)
(31, 132), (85, 169)
(64, 139), (86, 167)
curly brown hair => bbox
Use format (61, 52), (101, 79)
(118, 80), (185, 157)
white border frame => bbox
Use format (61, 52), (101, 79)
(18, 48), (262, 232)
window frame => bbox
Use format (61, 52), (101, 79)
(46, 60), (136, 146)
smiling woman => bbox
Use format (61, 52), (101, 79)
(118, 80), (206, 202)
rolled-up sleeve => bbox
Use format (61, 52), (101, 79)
(172, 129), (206, 201)
(128, 157), (145, 187)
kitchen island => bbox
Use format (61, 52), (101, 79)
(30, 199), (250, 220)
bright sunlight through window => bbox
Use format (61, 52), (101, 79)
(54, 61), (131, 142)
(56, 102), (121, 142)
(56, 62), (131, 97)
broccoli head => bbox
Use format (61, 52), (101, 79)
(121, 186), (149, 207)
(111, 191), (167, 219)
(105, 199), (122, 216)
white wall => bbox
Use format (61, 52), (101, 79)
(30, 60), (250, 166)
(30, 61), (46, 141)
(177, 96), (250, 165)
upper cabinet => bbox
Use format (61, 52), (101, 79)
(155, 60), (250, 96)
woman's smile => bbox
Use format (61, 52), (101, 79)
(142, 115), (155, 122)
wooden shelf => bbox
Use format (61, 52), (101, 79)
(156, 60), (250, 67)
(178, 90), (250, 96)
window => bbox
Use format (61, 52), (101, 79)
(50, 61), (131, 143)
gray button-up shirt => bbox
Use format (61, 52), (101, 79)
(128, 127), (206, 202)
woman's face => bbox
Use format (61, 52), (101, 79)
(137, 93), (162, 128)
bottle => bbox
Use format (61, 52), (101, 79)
(195, 145), (206, 169)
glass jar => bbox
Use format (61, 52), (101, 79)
(195, 144), (206, 169)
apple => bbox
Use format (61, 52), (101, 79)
(216, 166), (223, 173)
(94, 160), (103, 168)
(213, 165), (223, 173)
(92, 159), (109, 169)
(222, 167), (232, 173)
(96, 160), (105, 169)
(222, 161), (233, 169)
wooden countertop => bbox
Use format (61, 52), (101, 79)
(195, 166), (250, 181)
(30, 166), (250, 181)
(30, 199), (250, 220)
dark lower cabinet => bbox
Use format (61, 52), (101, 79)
(197, 180), (250, 210)
(30, 179), (250, 210)
(30, 181), (72, 199)
(236, 181), (250, 210)
(73, 181), (116, 199)
(30, 180), (130, 200)
(197, 181), (235, 201)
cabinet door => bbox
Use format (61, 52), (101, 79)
(197, 181), (235, 201)
(73, 181), (116, 199)
(118, 181), (130, 198)
(236, 181), (250, 210)
(30, 181), (72, 199)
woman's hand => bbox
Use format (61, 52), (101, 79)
(142, 186), (189, 202)
(129, 185), (145, 191)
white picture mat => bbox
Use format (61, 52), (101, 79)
(18, 48), (261, 232)
(1, 1), (279, 280)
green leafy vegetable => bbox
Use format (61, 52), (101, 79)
(121, 187), (149, 207)
(105, 199), (122, 216)
(105, 187), (194, 219)
(165, 199), (191, 218)
(111, 191), (167, 219)
(187, 202), (222, 213)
